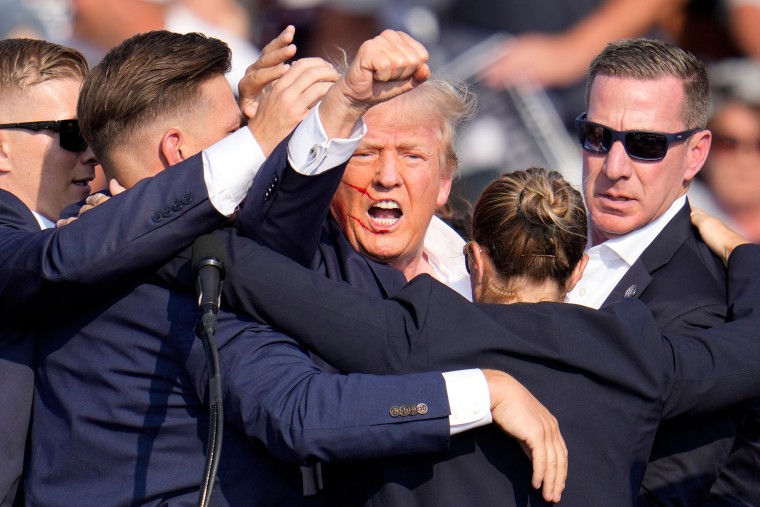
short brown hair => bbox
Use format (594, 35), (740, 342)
(0, 38), (88, 93)
(77, 30), (231, 162)
(472, 168), (587, 291)
(586, 38), (711, 129)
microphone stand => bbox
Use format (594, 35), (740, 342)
(196, 316), (223, 507)
(192, 234), (227, 507)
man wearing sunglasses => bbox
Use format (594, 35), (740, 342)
(24, 30), (567, 507)
(0, 37), (328, 507)
(566, 38), (754, 505)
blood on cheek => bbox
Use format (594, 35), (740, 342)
(342, 182), (390, 235)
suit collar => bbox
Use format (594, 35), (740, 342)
(326, 217), (407, 298)
(603, 202), (693, 306)
(0, 188), (42, 231)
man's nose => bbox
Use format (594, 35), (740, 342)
(601, 141), (633, 181)
(375, 153), (402, 188)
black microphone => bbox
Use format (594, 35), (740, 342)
(192, 234), (227, 338)
(192, 234), (228, 507)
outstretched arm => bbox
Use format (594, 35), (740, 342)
(235, 30), (431, 264)
(0, 159), (224, 323)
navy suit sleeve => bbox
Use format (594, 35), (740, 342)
(0, 154), (223, 322)
(235, 134), (348, 266)
(661, 244), (760, 419)
(186, 315), (451, 464)
(204, 236), (760, 420)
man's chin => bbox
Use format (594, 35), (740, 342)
(356, 239), (405, 265)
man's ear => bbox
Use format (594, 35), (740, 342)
(159, 128), (185, 167)
(683, 129), (712, 182)
(436, 173), (453, 207)
(0, 133), (12, 173)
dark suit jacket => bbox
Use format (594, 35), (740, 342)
(599, 204), (750, 506)
(27, 283), (452, 507)
(226, 140), (760, 503)
(186, 233), (760, 506)
(0, 155), (224, 507)
(25, 144), (454, 507)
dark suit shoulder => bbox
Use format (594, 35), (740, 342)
(0, 189), (39, 232)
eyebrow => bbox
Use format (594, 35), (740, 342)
(357, 139), (435, 152)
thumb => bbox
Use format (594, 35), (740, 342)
(109, 178), (127, 196)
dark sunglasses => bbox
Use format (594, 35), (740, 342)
(0, 119), (88, 152)
(575, 113), (700, 161)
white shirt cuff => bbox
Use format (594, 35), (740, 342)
(203, 127), (265, 216)
(287, 102), (366, 176)
(443, 368), (492, 435)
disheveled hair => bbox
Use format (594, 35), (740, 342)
(402, 79), (477, 178)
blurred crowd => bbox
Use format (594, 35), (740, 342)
(2, 0), (759, 239)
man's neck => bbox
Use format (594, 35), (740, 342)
(390, 251), (434, 282)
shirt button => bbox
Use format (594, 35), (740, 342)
(579, 287), (587, 297)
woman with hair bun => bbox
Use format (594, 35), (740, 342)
(467, 167), (588, 304)
(202, 168), (760, 505)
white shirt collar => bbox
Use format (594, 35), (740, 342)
(32, 211), (55, 230)
(591, 195), (687, 266)
(423, 216), (473, 300)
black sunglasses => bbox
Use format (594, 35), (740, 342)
(0, 119), (88, 152)
(575, 113), (700, 161)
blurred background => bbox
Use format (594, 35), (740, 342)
(3, 0), (760, 240)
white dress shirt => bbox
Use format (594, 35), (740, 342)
(566, 196), (687, 309)
(424, 216), (472, 300)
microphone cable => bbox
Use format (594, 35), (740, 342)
(192, 235), (227, 507)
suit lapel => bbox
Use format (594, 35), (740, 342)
(603, 203), (693, 306)
(327, 217), (407, 298)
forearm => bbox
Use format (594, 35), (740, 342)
(663, 244), (760, 419)
(559, 0), (687, 80)
(235, 107), (363, 265)
(1, 160), (222, 321)
(204, 324), (452, 464)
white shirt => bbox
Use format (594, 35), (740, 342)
(424, 216), (472, 300)
(32, 211), (54, 230)
(566, 196), (687, 309)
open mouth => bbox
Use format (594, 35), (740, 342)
(367, 200), (402, 227)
